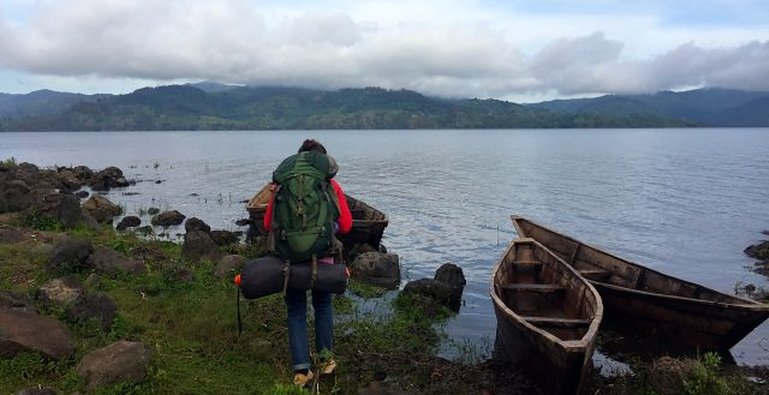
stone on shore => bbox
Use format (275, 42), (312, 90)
(0, 227), (27, 243)
(0, 310), (76, 360)
(37, 192), (84, 229)
(181, 231), (223, 263)
(38, 278), (85, 306)
(349, 252), (401, 289)
(116, 215), (141, 231)
(151, 210), (186, 227)
(215, 254), (247, 278)
(402, 278), (455, 309)
(184, 217), (211, 233)
(68, 293), (117, 330)
(86, 246), (145, 275)
(77, 341), (152, 389)
(434, 262), (466, 311)
(83, 195), (123, 223)
(90, 166), (130, 191)
(745, 240), (769, 260)
(0, 290), (36, 313)
(210, 230), (241, 246)
(47, 238), (93, 274)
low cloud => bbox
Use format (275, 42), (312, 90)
(1, 0), (768, 99)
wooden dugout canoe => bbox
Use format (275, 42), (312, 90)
(246, 183), (388, 249)
(512, 215), (769, 350)
(490, 238), (603, 395)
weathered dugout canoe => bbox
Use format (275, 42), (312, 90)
(512, 215), (769, 350)
(246, 183), (388, 248)
(490, 238), (603, 395)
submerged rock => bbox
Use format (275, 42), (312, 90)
(745, 240), (769, 260)
(402, 278), (455, 310)
(151, 210), (186, 227)
(116, 215), (141, 231)
(434, 262), (466, 311)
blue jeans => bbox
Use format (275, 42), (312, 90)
(285, 287), (333, 371)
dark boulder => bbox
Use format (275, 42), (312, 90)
(68, 293), (117, 330)
(75, 190), (90, 199)
(181, 231), (223, 262)
(77, 341), (152, 389)
(434, 262), (466, 311)
(349, 252), (400, 289)
(235, 218), (251, 226)
(36, 192), (83, 229)
(116, 216), (141, 231)
(215, 254), (247, 278)
(0, 227), (27, 244)
(86, 246), (145, 275)
(210, 230), (241, 246)
(745, 241), (769, 260)
(147, 207), (160, 215)
(82, 195), (122, 223)
(151, 210), (186, 227)
(402, 278), (459, 312)
(184, 217), (210, 233)
(0, 290), (36, 313)
(162, 264), (196, 284)
(0, 179), (33, 213)
(90, 166), (129, 191)
(0, 310), (76, 360)
(72, 165), (93, 181)
(47, 238), (93, 274)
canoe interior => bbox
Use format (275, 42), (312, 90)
(493, 239), (600, 343)
(512, 216), (756, 305)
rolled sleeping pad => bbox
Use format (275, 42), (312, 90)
(237, 255), (349, 299)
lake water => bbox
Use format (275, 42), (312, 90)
(2, 128), (769, 366)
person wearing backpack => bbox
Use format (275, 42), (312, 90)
(264, 139), (352, 386)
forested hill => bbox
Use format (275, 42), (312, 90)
(0, 85), (693, 131)
(527, 88), (769, 127)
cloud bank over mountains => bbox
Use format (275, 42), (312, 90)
(0, 0), (767, 100)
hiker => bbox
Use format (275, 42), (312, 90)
(264, 139), (352, 386)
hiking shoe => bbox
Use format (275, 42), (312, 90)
(321, 359), (337, 375)
(293, 370), (314, 386)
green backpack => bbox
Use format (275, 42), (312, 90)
(270, 151), (340, 263)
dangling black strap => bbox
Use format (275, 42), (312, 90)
(311, 255), (318, 288)
(282, 260), (291, 296)
(236, 286), (242, 335)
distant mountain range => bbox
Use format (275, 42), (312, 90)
(1, 83), (767, 131)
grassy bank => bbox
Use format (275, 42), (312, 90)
(1, 213), (767, 394)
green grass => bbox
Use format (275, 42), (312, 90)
(0, 222), (458, 394)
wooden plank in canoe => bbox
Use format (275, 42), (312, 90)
(521, 316), (592, 327)
(499, 284), (566, 294)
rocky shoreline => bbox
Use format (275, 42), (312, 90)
(1, 160), (768, 394)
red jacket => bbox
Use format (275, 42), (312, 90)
(263, 179), (352, 234)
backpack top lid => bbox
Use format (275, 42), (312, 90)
(273, 151), (338, 184)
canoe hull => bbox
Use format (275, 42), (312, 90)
(492, 302), (593, 395)
(490, 238), (602, 395)
(512, 215), (769, 350)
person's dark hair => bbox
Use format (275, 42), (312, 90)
(298, 139), (327, 154)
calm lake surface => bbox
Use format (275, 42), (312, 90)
(2, 128), (769, 366)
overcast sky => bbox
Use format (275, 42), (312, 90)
(1, 0), (767, 102)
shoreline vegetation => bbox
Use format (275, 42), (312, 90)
(1, 160), (768, 394)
